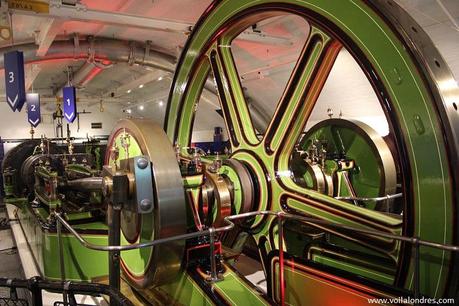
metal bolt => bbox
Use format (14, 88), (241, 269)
(137, 157), (148, 169)
(140, 199), (152, 211)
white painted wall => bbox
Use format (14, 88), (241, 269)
(191, 129), (228, 143)
(0, 102), (123, 140)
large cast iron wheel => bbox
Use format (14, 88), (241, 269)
(166, 0), (459, 298)
(105, 119), (187, 288)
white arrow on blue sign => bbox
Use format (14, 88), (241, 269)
(27, 93), (41, 127)
(63, 86), (77, 123)
(4, 51), (26, 112)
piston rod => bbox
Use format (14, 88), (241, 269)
(65, 177), (104, 191)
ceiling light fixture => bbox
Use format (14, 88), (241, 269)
(158, 76), (163, 81)
(126, 109), (132, 114)
(138, 105), (144, 111)
(138, 84), (144, 88)
(126, 89), (132, 94)
(158, 100), (164, 106)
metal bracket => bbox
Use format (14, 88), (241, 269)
(87, 35), (95, 63)
(132, 156), (154, 214)
(104, 156), (154, 214)
(143, 40), (151, 64)
(128, 41), (135, 66)
(111, 173), (129, 210)
(72, 33), (79, 60)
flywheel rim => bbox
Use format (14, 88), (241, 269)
(166, 0), (459, 299)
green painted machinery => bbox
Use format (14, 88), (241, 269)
(3, 0), (459, 305)
(101, 0), (459, 305)
(2, 138), (109, 282)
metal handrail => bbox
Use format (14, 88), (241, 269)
(55, 213), (234, 252)
(55, 210), (459, 252)
(334, 192), (403, 202)
(55, 210), (459, 306)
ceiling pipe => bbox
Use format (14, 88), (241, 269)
(0, 38), (177, 72)
(0, 38), (271, 130)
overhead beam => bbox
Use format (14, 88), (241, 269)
(25, 64), (41, 90)
(435, 0), (459, 31)
(93, 0), (138, 36)
(9, 0), (291, 45)
(9, 0), (192, 34)
(35, 18), (64, 57)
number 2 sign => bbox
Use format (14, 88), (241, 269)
(27, 93), (41, 127)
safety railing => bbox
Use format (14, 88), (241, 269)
(54, 211), (459, 306)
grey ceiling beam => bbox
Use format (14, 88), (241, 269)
(24, 64), (42, 91)
(7, 0), (291, 46)
(35, 18), (65, 57)
(8, 0), (193, 34)
(435, 0), (459, 31)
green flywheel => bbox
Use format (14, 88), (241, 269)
(166, 0), (459, 299)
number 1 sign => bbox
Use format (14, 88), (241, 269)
(63, 86), (77, 123)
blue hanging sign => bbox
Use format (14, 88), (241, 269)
(27, 93), (41, 127)
(4, 51), (26, 112)
(63, 86), (77, 123)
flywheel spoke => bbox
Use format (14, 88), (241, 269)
(208, 40), (259, 149)
(264, 27), (342, 154)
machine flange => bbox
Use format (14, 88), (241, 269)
(105, 119), (187, 289)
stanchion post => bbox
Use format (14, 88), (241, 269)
(29, 276), (43, 306)
(413, 237), (420, 305)
(57, 216), (66, 282)
(108, 207), (121, 306)
(207, 227), (220, 282)
(108, 173), (128, 306)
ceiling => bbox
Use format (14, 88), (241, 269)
(0, 0), (457, 139)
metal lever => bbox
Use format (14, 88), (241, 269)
(207, 227), (222, 283)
